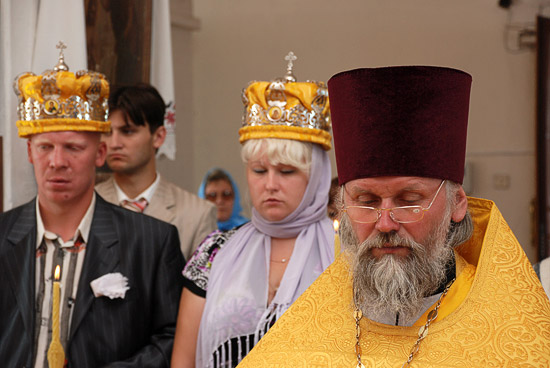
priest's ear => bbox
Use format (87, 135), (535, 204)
(451, 184), (468, 223)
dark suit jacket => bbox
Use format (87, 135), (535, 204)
(96, 175), (217, 259)
(0, 195), (185, 367)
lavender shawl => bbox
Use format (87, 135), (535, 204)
(197, 145), (335, 367)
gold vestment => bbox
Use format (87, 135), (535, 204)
(238, 198), (550, 367)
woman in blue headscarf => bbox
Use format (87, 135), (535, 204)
(198, 168), (249, 231)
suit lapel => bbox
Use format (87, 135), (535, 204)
(2, 200), (37, 347)
(145, 176), (176, 223)
(69, 197), (119, 340)
(97, 176), (118, 204)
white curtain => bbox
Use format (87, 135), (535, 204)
(0, 0), (38, 210)
(151, 0), (177, 160)
(32, 0), (87, 72)
(0, 0), (87, 210)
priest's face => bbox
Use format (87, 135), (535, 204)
(340, 176), (467, 321)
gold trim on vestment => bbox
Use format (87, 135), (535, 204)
(237, 197), (550, 367)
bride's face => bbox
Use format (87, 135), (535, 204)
(247, 154), (308, 222)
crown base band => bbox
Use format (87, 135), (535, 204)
(17, 118), (111, 138)
(239, 125), (331, 150)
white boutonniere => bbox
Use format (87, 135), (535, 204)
(90, 272), (130, 299)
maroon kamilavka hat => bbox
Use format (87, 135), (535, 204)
(328, 66), (472, 185)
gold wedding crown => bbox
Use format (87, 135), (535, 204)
(239, 52), (332, 150)
(14, 41), (110, 138)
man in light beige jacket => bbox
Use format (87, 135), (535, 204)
(96, 84), (216, 260)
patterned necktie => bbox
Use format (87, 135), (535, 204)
(60, 237), (85, 350)
(34, 236), (86, 364)
(121, 198), (148, 213)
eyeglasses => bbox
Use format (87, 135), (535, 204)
(205, 190), (234, 201)
(342, 180), (446, 224)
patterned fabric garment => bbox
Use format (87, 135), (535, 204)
(237, 197), (550, 368)
(120, 198), (148, 213)
(182, 227), (240, 297)
(184, 224), (309, 368)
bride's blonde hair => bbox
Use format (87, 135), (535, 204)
(241, 138), (313, 177)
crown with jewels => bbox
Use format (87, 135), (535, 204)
(14, 41), (110, 138)
(239, 52), (332, 150)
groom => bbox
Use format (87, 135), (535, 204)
(0, 49), (184, 366)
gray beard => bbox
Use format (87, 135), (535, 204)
(341, 209), (454, 323)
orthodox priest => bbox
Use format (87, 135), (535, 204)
(237, 66), (550, 367)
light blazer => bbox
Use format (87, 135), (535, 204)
(0, 195), (184, 367)
(96, 175), (217, 260)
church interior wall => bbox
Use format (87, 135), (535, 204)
(2, 0), (536, 262)
(167, 0), (538, 262)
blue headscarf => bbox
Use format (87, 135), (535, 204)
(198, 168), (249, 231)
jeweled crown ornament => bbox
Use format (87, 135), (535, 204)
(14, 41), (111, 137)
(239, 52), (332, 150)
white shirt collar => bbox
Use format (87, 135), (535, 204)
(36, 193), (96, 248)
(114, 172), (160, 204)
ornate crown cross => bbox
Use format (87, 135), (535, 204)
(56, 41), (67, 55)
(54, 41), (69, 71)
(284, 51), (297, 82)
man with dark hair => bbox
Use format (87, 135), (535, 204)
(0, 51), (184, 366)
(96, 84), (217, 259)
(238, 66), (550, 367)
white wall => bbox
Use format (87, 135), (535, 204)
(169, 0), (537, 261)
